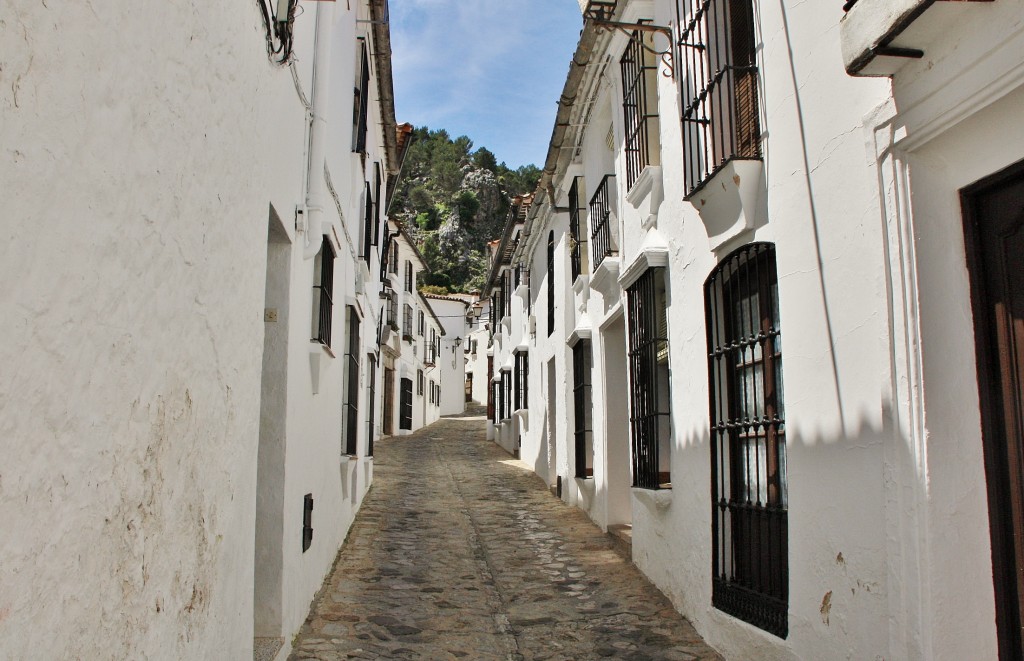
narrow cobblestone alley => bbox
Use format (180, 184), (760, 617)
(288, 408), (721, 661)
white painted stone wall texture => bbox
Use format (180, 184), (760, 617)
(0, 1), (281, 657)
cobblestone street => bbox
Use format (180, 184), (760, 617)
(288, 408), (721, 661)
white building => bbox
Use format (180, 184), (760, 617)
(379, 220), (445, 435)
(464, 296), (493, 407)
(493, 1), (1024, 659)
(1, 1), (401, 659)
(423, 293), (472, 416)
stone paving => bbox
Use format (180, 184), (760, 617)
(288, 407), (722, 661)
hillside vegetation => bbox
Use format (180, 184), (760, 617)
(390, 127), (541, 294)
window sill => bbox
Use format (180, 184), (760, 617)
(589, 255), (621, 296)
(625, 165), (664, 230)
(632, 486), (673, 512)
(685, 159), (764, 253)
(310, 340), (336, 359)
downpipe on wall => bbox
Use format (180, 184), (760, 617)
(302, 1), (335, 260)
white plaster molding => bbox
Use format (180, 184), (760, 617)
(625, 165), (664, 230)
(840, 0), (924, 74)
(687, 160), (763, 253)
(632, 487), (672, 512)
(567, 325), (593, 348)
(515, 283), (529, 298)
(618, 241), (670, 291)
(589, 256), (621, 296)
(575, 476), (596, 510)
(573, 273), (591, 311)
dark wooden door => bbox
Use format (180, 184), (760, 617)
(963, 160), (1024, 661)
(382, 368), (394, 436)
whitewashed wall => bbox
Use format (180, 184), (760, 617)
(427, 297), (470, 416)
(0, 1), (284, 657)
(508, 0), (1024, 659)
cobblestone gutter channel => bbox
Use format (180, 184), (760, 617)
(287, 409), (721, 661)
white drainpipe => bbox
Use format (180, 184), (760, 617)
(302, 1), (335, 260)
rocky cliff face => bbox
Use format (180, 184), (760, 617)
(390, 127), (539, 293)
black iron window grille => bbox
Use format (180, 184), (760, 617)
(514, 349), (529, 411)
(495, 285), (506, 323)
(312, 237), (335, 346)
(621, 29), (662, 191)
(404, 261), (413, 292)
(390, 238), (399, 274)
(399, 377), (413, 430)
(366, 354), (376, 457)
(590, 175), (617, 270)
(498, 371), (506, 420)
(547, 231), (556, 336)
(503, 270), (512, 321)
(573, 340), (594, 478)
(675, 0), (761, 197)
(353, 40), (370, 154)
(362, 181), (373, 261)
(493, 381), (501, 424)
(373, 163), (382, 246)
(705, 242), (787, 638)
(379, 230), (392, 281)
(417, 369), (424, 396)
(503, 370), (512, 420)
(402, 304), (413, 341)
(386, 292), (398, 330)
(418, 311), (424, 336)
(626, 267), (672, 489)
(842, 0), (858, 10)
(343, 307), (360, 455)
(569, 177), (589, 282)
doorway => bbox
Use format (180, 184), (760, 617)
(963, 159), (1024, 661)
(602, 314), (632, 527)
(254, 205), (291, 646)
(382, 367), (395, 435)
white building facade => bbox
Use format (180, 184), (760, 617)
(2, 1), (401, 659)
(423, 294), (472, 417)
(379, 220), (445, 436)
(495, 0), (1024, 659)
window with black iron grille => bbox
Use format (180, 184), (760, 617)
(492, 380), (500, 424)
(379, 230), (392, 281)
(390, 238), (399, 274)
(386, 292), (398, 330)
(705, 242), (787, 638)
(626, 267), (672, 489)
(573, 340), (594, 478)
(404, 261), (413, 292)
(495, 285), (506, 323)
(312, 237), (335, 346)
(366, 354), (376, 457)
(486, 355), (494, 419)
(514, 349), (529, 411)
(417, 369), (424, 396)
(621, 29), (662, 190)
(504, 271), (512, 320)
(403, 304), (413, 341)
(675, 0), (761, 197)
(590, 175), (617, 270)
(302, 493), (314, 552)
(399, 377), (413, 430)
(568, 177), (588, 282)
(418, 310), (424, 336)
(373, 163), (382, 245)
(499, 370), (509, 420)
(547, 231), (555, 336)
(343, 307), (360, 455)
(362, 181), (373, 261)
(353, 40), (370, 154)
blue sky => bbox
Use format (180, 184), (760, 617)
(390, 0), (584, 169)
